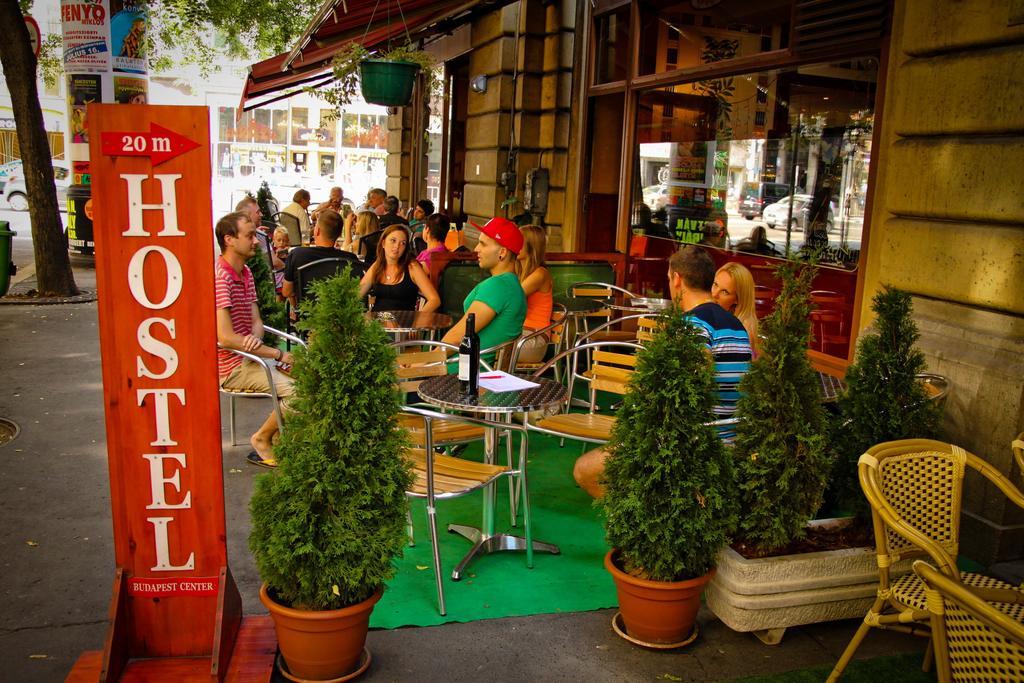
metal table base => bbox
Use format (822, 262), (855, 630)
(447, 524), (561, 580)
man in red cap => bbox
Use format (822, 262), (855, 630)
(441, 217), (526, 362)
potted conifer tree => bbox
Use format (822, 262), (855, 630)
(249, 273), (412, 681)
(831, 285), (943, 517)
(599, 310), (737, 646)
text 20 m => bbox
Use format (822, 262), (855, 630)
(120, 135), (171, 153)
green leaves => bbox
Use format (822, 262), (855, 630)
(832, 286), (940, 518)
(249, 271), (413, 611)
(732, 260), (830, 554)
(599, 311), (737, 581)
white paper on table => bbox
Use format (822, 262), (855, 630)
(478, 371), (540, 392)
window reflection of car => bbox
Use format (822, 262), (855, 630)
(763, 194), (835, 234)
(642, 184), (669, 210)
(3, 160), (71, 212)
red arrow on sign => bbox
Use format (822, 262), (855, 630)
(100, 123), (201, 166)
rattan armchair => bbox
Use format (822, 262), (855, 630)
(828, 438), (1024, 681)
(914, 560), (1024, 682)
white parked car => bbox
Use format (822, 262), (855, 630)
(642, 184), (669, 211)
(3, 160), (71, 211)
(763, 194), (835, 234)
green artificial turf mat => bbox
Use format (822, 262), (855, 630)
(370, 431), (617, 629)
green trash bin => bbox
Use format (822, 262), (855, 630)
(0, 221), (17, 297)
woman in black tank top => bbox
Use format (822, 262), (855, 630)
(359, 224), (441, 312)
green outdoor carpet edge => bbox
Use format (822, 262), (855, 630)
(370, 432), (618, 629)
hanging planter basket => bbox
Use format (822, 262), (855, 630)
(359, 60), (420, 106)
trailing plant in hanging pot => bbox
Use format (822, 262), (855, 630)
(599, 309), (737, 646)
(249, 272), (412, 681)
(321, 42), (438, 109)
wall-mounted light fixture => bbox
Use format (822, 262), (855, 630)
(470, 74), (488, 94)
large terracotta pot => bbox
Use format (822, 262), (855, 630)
(260, 583), (382, 680)
(605, 550), (713, 644)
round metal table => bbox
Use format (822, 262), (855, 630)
(553, 294), (604, 314)
(593, 295), (672, 313)
(366, 310), (452, 333)
(416, 374), (567, 579)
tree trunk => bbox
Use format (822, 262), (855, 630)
(0, 0), (78, 297)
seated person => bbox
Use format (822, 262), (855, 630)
(378, 195), (406, 229)
(409, 199), (435, 253)
(515, 225), (554, 364)
(359, 225), (440, 312)
(733, 225), (779, 256)
(214, 211), (295, 468)
(573, 245), (752, 498)
(713, 262), (760, 357)
(441, 218), (526, 365)
(415, 213), (450, 272)
(631, 202), (674, 241)
(341, 210), (382, 265)
(311, 186), (344, 224)
(282, 189), (312, 245)
(271, 226), (289, 296)
(282, 209), (363, 314)
(699, 220), (730, 249)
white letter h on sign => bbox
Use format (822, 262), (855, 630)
(120, 174), (185, 237)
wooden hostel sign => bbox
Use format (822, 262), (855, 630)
(87, 105), (240, 680)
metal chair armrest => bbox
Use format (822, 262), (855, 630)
(510, 315), (565, 370)
(566, 281), (636, 298)
(216, 344), (282, 406)
(264, 324), (307, 349)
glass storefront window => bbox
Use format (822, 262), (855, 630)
(253, 109), (273, 143)
(637, 0), (789, 76)
(594, 6), (631, 84)
(425, 67), (444, 207)
(319, 110), (337, 146)
(272, 110), (288, 145)
(632, 58), (877, 269)
(290, 107), (308, 146)
(342, 113), (360, 147)
(218, 107), (235, 142)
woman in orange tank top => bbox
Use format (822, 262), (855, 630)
(516, 225), (554, 364)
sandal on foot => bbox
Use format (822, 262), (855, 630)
(246, 451), (278, 468)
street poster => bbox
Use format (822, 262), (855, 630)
(110, 0), (147, 74)
(114, 76), (147, 104)
(60, 0), (110, 73)
(68, 74), (101, 144)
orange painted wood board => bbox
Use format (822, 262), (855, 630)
(86, 103), (238, 662)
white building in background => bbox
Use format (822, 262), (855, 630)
(1, 1), (387, 213)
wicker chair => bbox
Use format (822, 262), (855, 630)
(914, 560), (1024, 682)
(827, 438), (1024, 681)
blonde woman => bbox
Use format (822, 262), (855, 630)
(516, 225), (554, 364)
(712, 262), (760, 356)
(340, 210), (381, 262)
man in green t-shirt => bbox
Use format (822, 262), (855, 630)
(442, 217), (526, 363)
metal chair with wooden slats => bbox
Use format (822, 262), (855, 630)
(401, 405), (533, 616)
(218, 325), (306, 446)
(827, 438), (1024, 682)
(524, 341), (642, 445)
(913, 560), (1024, 683)
(567, 313), (653, 407)
(509, 303), (568, 379)
(393, 340), (489, 450)
(636, 315), (664, 344)
(568, 281), (639, 345)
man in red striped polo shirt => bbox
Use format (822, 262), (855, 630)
(215, 211), (294, 468)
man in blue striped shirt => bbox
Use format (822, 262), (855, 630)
(573, 246), (752, 499)
(668, 246), (752, 439)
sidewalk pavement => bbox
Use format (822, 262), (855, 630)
(0, 259), (924, 682)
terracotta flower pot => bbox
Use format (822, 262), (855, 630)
(260, 584), (382, 681)
(605, 550), (713, 644)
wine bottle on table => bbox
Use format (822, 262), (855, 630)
(459, 313), (480, 396)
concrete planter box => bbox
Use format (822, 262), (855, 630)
(705, 518), (912, 645)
